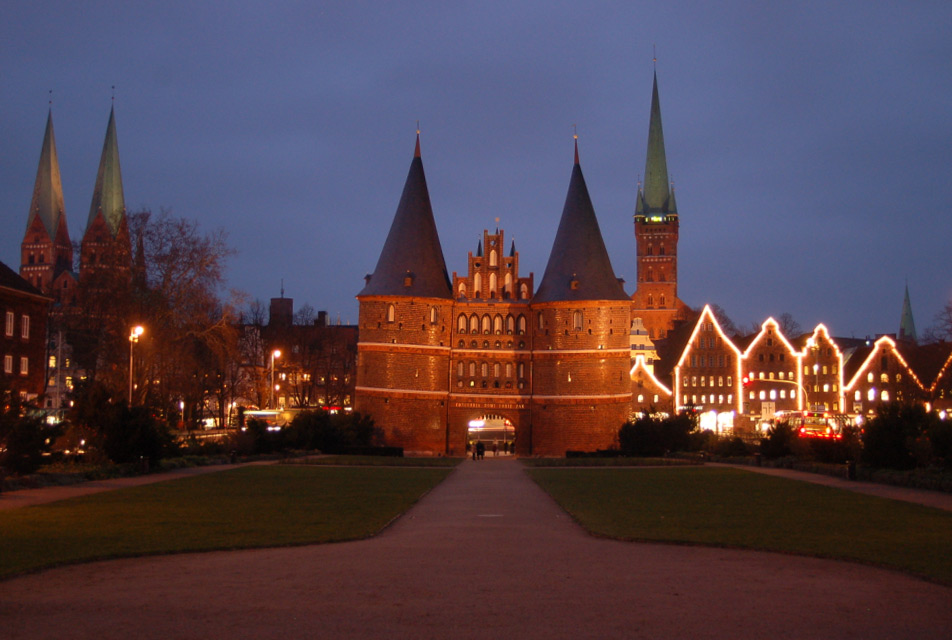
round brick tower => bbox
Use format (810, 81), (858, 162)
(529, 140), (632, 455)
(355, 134), (454, 454)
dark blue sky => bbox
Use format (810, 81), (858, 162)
(3, 2), (951, 339)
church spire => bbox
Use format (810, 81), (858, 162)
(899, 284), (917, 343)
(358, 134), (452, 299)
(86, 106), (126, 238)
(27, 110), (67, 241)
(641, 70), (675, 215)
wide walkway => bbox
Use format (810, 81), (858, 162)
(1, 457), (951, 639)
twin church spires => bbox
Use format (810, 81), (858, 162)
(20, 105), (131, 303)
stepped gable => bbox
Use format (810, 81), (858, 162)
(27, 110), (68, 241)
(86, 106), (126, 237)
(358, 134), (452, 299)
(533, 141), (628, 303)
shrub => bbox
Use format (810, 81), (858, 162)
(926, 419), (952, 469)
(862, 403), (937, 470)
(760, 422), (796, 459)
(100, 405), (174, 466)
(618, 411), (697, 457)
(713, 436), (750, 458)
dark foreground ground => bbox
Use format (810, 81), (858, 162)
(1, 457), (950, 639)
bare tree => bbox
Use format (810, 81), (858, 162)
(777, 312), (802, 337)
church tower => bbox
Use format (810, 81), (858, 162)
(355, 134), (455, 454)
(631, 70), (689, 340)
(530, 139), (632, 454)
(80, 106), (131, 277)
(20, 110), (76, 303)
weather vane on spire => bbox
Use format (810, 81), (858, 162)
(416, 119), (420, 135)
(48, 89), (53, 107)
(573, 123), (578, 140)
(111, 85), (116, 103)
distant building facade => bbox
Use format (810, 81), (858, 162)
(0, 260), (50, 400)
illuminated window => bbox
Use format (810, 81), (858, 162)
(823, 384), (830, 392)
(20, 357), (28, 375)
(387, 305), (395, 323)
(780, 390), (786, 399)
(868, 388), (876, 402)
(4, 312), (12, 337)
(759, 391), (765, 400)
(896, 374), (902, 383)
(881, 390), (890, 402)
(880, 373), (888, 384)
(867, 372), (874, 383)
(654, 395), (660, 403)
(855, 390), (861, 401)
(637, 394), (644, 403)
(727, 376), (732, 386)
(3, 355), (11, 374)
(20, 315), (29, 340)
(769, 390), (776, 400)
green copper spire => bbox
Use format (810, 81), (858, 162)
(641, 71), (675, 215)
(899, 284), (917, 343)
(87, 106), (126, 237)
(27, 110), (67, 239)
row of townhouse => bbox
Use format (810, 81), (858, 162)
(631, 304), (952, 435)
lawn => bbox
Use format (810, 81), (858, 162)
(0, 464), (451, 580)
(527, 465), (952, 585)
(287, 455), (463, 467)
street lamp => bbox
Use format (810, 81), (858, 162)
(128, 325), (144, 404)
(270, 349), (281, 409)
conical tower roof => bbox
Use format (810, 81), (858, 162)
(27, 110), (67, 239)
(641, 71), (676, 215)
(899, 284), (917, 343)
(534, 141), (629, 303)
(358, 134), (452, 299)
(87, 106), (126, 237)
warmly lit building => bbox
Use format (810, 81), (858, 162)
(0, 260), (50, 400)
(356, 133), (631, 456)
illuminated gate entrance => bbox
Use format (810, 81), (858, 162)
(467, 414), (515, 454)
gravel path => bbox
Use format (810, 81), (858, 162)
(1, 457), (950, 639)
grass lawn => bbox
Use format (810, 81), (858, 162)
(521, 457), (697, 468)
(0, 464), (451, 580)
(527, 465), (952, 585)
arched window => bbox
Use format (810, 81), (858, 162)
(504, 273), (512, 298)
(489, 273), (497, 297)
(517, 363), (525, 378)
(458, 314), (467, 332)
(517, 315), (527, 334)
(430, 307), (438, 324)
(387, 304), (395, 323)
(469, 362), (476, 376)
(537, 313), (544, 330)
(470, 315), (479, 333)
(489, 249), (497, 266)
(506, 363), (513, 378)
(474, 273), (481, 297)
(520, 283), (528, 299)
(458, 283), (466, 298)
(494, 315), (503, 334)
(481, 362), (488, 377)
(457, 362), (464, 376)
(573, 311), (583, 330)
(481, 315), (491, 334)
(659, 295), (666, 307)
(506, 315), (514, 334)
(493, 363), (500, 377)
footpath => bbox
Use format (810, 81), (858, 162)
(1, 457), (951, 639)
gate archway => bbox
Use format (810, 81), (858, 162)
(467, 414), (515, 455)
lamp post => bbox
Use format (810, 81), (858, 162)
(128, 325), (144, 404)
(270, 349), (281, 409)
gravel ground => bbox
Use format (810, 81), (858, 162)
(1, 457), (950, 639)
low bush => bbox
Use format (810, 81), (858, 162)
(618, 411), (697, 457)
(760, 422), (796, 459)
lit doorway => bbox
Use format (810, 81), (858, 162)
(467, 414), (515, 456)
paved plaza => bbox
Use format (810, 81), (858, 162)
(1, 458), (951, 639)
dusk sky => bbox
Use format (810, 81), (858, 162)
(3, 2), (950, 339)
